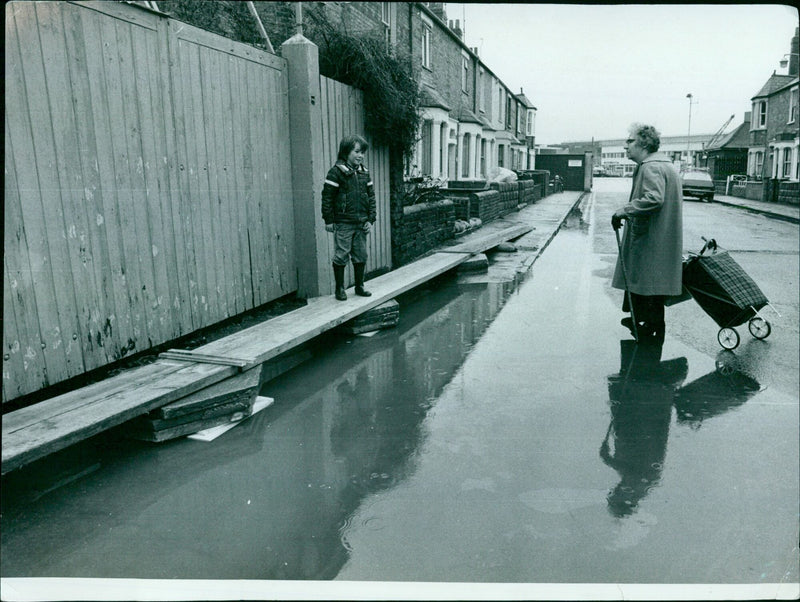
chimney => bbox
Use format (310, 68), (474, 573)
(790, 26), (799, 77)
(451, 19), (462, 39)
(429, 2), (446, 23)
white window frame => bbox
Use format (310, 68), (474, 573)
(782, 147), (792, 178)
(752, 100), (767, 129)
(381, 2), (392, 48)
(420, 13), (432, 71)
(789, 86), (798, 124)
(478, 68), (485, 113)
(461, 51), (469, 93)
(526, 109), (535, 136)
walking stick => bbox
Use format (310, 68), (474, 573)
(614, 225), (639, 342)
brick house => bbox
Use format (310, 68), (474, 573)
(746, 27), (799, 203)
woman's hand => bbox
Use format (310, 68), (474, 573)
(363, 222), (372, 233)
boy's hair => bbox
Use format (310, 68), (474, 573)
(628, 123), (661, 153)
(337, 135), (369, 161)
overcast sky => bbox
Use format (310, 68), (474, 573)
(447, 3), (798, 145)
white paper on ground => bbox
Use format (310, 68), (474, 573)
(356, 330), (379, 337)
(187, 396), (274, 442)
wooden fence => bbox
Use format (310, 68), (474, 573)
(4, 1), (297, 402)
(318, 76), (392, 288)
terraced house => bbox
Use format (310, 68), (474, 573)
(747, 26), (799, 203)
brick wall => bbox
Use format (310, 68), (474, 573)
(518, 180), (540, 205)
(777, 180), (800, 205)
(394, 199), (456, 265)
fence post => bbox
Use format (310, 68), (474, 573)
(281, 33), (329, 297)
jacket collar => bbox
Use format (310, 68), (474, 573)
(641, 152), (671, 164)
(336, 160), (364, 174)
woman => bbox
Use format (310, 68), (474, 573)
(611, 124), (683, 343)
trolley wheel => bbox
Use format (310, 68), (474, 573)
(748, 317), (771, 340)
(717, 327), (740, 350)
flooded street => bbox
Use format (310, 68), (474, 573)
(2, 185), (798, 588)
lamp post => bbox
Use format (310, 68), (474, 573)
(686, 93), (697, 168)
(779, 52), (799, 71)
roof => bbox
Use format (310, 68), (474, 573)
(456, 106), (484, 125)
(752, 73), (797, 99)
(516, 91), (536, 109)
(706, 120), (750, 151)
(419, 85), (451, 111)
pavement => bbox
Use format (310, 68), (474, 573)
(711, 193), (800, 224)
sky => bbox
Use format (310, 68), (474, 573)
(447, 3), (798, 145)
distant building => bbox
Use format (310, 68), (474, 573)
(704, 114), (750, 181)
(559, 134), (715, 176)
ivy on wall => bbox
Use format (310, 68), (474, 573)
(318, 31), (421, 161)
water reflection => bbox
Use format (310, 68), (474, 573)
(674, 351), (762, 430)
(1, 276), (518, 580)
(601, 342), (763, 518)
(601, 340), (688, 517)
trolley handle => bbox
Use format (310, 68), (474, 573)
(698, 237), (718, 255)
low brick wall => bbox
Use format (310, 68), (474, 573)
(489, 182), (519, 215)
(777, 181), (799, 205)
(713, 180), (727, 195)
(394, 199), (456, 265)
(519, 180), (541, 205)
(730, 181), (764, 201)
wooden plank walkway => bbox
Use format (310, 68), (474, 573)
(2, 222), (534, 474)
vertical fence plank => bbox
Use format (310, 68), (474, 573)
(147, 17), (184, 338)
(63, 3), (121, 363)
(103, 16), (151, 357)
(8, 3), (81, 383)
(79, 7), (135, 360)
(166, 31), (199, 332)
(228, 56), (253, 311)
(3, 128), (47, 396)
(131, 24), (173, 346)
(36, 2), (106, 370)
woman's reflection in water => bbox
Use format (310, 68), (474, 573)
(601, 340), (688, 517)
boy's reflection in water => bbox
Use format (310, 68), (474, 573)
(601, 340), (688, 517)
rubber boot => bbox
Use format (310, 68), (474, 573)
(333, 263), (347, 301)
(353, 262), (371, 297)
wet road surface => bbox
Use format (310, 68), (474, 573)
(1, 182), (798, 587)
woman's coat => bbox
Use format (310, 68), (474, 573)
(612, 153), (683, 296)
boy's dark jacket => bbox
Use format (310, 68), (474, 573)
(321, 160), (376, 225)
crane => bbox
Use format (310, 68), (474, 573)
(705, 114), (735, 149)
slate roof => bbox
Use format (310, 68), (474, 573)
(419, 85), (451, 111)
(751, 74), (796, 99)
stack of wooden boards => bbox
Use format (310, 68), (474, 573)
(126, 366), (262, 442)
(338, 299), (400, 335)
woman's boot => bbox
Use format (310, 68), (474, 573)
(333, 263), (347, 300)
(353, 262), (371, 297)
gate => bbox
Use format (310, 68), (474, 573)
(4, 1), (296, 402)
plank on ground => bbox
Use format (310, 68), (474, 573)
(196, 251), (471, 366)
(1, 360), (236, 474)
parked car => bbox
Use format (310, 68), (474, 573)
(592, 166), (606, 177)
(681, 170), (715, 202)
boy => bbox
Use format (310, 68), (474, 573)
(321, 135), (377, 301)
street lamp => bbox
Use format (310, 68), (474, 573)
(779, 52), (799, 69)
(686, 93), (698, 168)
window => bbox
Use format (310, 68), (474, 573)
(753, 100), (767, 129)
(752, 150), (764, 178)
(498, 87), (505, 124)
(381, 2), (392, 48)
(498, 144), (504, 168)
(790, 87), (798, 124)
(462, 134), (471, 177)
(421, 25), (431, 69)
(480, 138), (486, 177)
(421, 120), (432, 175)
(782, 147), (792, 178)
(506, 96), (512, 129)
(526, 109), (534, 136)
(461, 55), (469, 93)
(478, 68), (485, 113)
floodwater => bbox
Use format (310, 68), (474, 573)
(1, 197), (798, 587)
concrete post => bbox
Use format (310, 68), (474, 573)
(281, 33), (330, 297)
